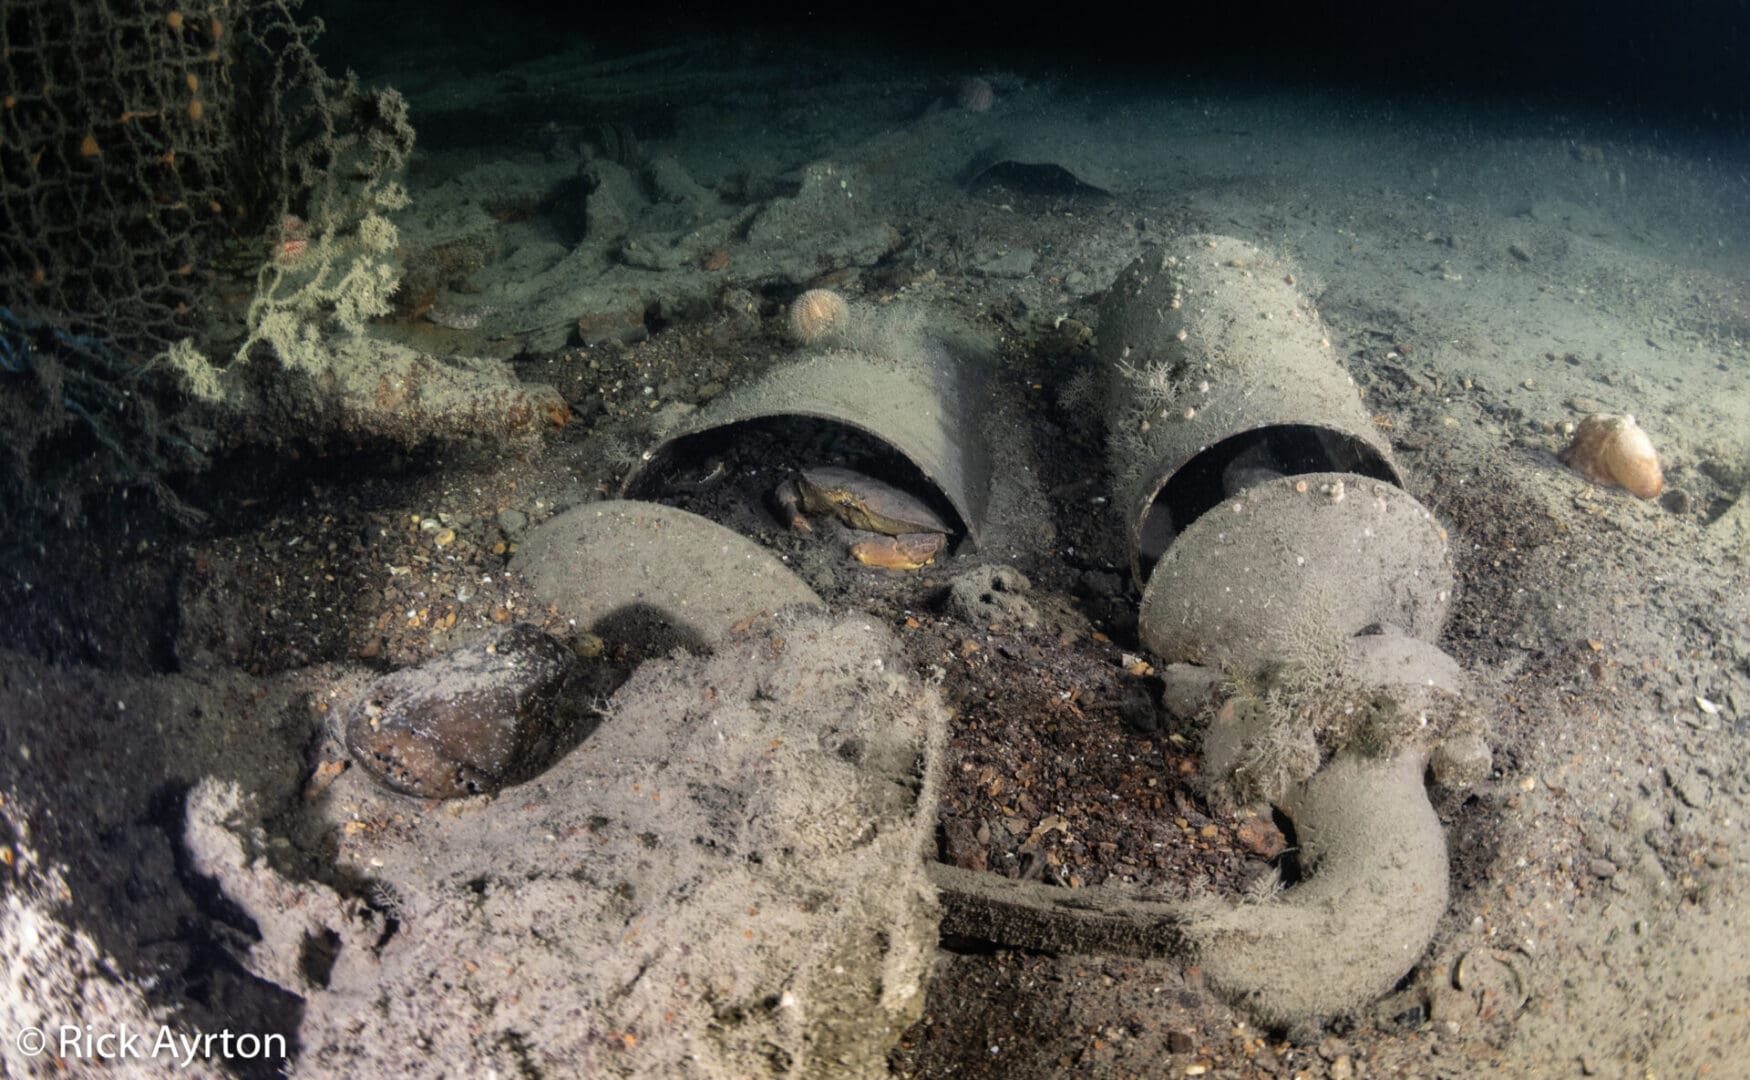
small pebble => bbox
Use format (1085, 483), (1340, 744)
(1430, 733), (1492, 788)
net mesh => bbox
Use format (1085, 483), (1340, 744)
(0, 1), (413, 529)
(1, 2), (246, 357)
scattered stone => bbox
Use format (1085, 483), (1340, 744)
(957, 76), (995, 113)
(643, 155), (715, 210)
(1079, 568), (1124, 599)
(302, 759), (348, 800)
(1665, 765), (1710, 809)
(574, 298), (650, 346)
(1167, 1030), (1195, 1054)
(1160, 662), (1222, 720)
(944, 817), (988, 871)
(1587, 858), (1618, 879)
(1118, 680), (1160, 733)
(1427, 983), (1471, 1028)
(579, 159), (638, 247)
(1430, 733), (1492, 788)
(973, 248), (1037, 279)
(1235, 816), (1288, 859)
(570, 633), (605, 660)
(344, 623), (590, 798)
(947, 565), (1039, 630)
(496, 508), (529, 536)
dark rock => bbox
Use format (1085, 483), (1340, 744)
(1077, 569), (1124, 599)
(712, 288), (761, 341)
(942, 816), (988, 872)
(1118, 680), (1161, 734)
(345, 624), (590, 798)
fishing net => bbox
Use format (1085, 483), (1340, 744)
(0, 0), (413, 527)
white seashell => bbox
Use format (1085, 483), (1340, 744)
(1560, 413), (1663, 500)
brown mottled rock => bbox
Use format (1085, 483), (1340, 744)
(1236, 815), (1288, 859)
(345, 624), (588, 798)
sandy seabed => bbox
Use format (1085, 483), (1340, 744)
(4, 39), (1749, 1079)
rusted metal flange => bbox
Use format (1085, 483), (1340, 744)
(511, 500), (823, 657)
(1137, 472), (1454, 672)
(1347, 624), (1465, 696)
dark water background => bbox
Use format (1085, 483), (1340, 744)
(308, 0), (1750, 133)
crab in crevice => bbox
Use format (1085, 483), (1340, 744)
(773, 466), (952, 570)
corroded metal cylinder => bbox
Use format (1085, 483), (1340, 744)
(919, 237), (1469, 1027)
(1099, 236), (1453, 668)
(624, 340), (992, 549)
